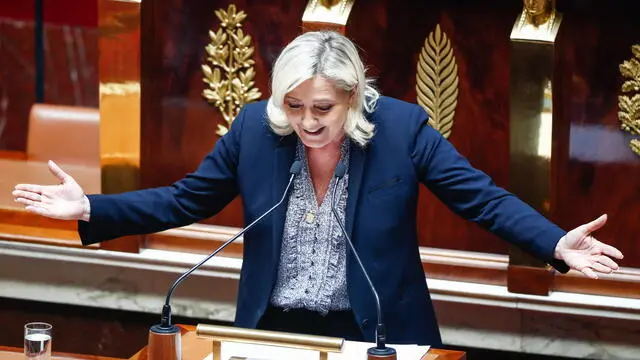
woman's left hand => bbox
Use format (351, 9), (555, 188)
(554, 214), (624, 279)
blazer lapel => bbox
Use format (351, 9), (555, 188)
(346, 140), (366, 240)
(271, 135), (296, 263)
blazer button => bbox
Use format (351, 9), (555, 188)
(361, 318), (370, 328)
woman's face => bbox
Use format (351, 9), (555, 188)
(524, 0), (549, 16)
(284, 76), (352, 149)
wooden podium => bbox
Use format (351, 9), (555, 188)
(132, 325), (466, 360)
(0, 324), (465, 360)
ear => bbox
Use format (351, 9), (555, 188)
(347, 89), (357, 106)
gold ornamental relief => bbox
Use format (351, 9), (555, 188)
(416, 24), (459, 139)
(202, 4), (262, 136)
(618, 44), (640, 156)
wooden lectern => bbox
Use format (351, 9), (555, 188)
(0, 324), (465, 360)
(132, 324), (466, 360)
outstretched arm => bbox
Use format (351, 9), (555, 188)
(13, 107), (247, 245)
(410, 106), (622, 277)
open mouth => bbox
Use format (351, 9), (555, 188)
(303, 127), (326, 136)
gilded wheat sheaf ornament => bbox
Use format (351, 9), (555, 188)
(202, 4), (262, 136)
(416, 24), (459, 139)
(618, 44), (640, 156)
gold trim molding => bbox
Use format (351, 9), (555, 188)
(202, 4), (261, 136)
(99, 82), (140, 95)
(416, 24), (459, 139)
(619, 44), (640, 156)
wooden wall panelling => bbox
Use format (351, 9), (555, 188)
(140, 0), (307, 230)
(0, 19), (36, 151)
(0, 20), (98, 152)
(347, 0), (520, 254)
(139, 0), (523, 256)
(552, 0), (640, 269)
(138, 0), (640, 289)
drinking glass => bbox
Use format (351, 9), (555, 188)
(24, 322), (52, 359)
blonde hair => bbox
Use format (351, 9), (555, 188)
(266, 31), (379, 147)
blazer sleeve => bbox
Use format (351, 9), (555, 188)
(77, 107), (247, 245)
(409, 105), (569, 273)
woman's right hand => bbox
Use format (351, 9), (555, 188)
(12, 160), (89, 221)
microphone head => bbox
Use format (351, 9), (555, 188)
(289, 160), (302, 175)
(334, 161), (347, 179)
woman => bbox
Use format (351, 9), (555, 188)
(12, 31), (623, 347)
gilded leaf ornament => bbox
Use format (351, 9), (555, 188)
(202, 4), (262, 136)
(416, 24), (459, 139)
(618, 44), (640, 156)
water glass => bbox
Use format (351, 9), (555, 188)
(24, 322), (52, 359)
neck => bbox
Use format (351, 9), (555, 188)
(527, 10), (553, 26)
(320, 0), (341, 8)
(307, 134), (345, 156)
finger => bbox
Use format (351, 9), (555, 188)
(581, 267), (599, 280)
(15, 198), (38, 207)
(12, 190), (42, 202)
(14, 184), (44, 194)
(594, 255), (619, 270)
(588, 261), (613, 274)
(582, 214), (607, 233)
(48, 160), (73, 184)
(599, 242), (624, 260)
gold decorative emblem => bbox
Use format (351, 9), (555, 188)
(416, 24), (459, 139)
(202, 4), (261, 136)
(618, 44), (640, 156)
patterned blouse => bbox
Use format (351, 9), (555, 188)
(270, 139), (351, 315)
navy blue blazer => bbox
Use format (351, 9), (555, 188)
(79, 96), (568, 346)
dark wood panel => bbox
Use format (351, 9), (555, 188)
(139, 0), (517, 254)
(0, 19), (36, 151)
(0, 0), (97, 27)
(140, 0), (307, 228)
(140, 0), (640, 261)
(43, 26), (99, 107)
(0, 19), (98, 152)
(554, 0), (640, 267)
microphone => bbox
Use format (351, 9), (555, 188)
(147, 160), (303, 359)
(330, 162), (397, 359)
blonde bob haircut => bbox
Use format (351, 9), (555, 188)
(266, 31), (380, 147)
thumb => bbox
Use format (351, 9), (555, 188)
(48, 160), (73, 184)
(582, 214), (607, 234)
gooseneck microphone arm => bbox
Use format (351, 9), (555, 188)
(330, 162), (395, 357)
(158, 160), (303, 329)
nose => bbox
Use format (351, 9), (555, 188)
(301, 108), (316, 127)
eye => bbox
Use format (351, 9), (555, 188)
(315, 105), (334, 112)
(286, 102), (302, 110)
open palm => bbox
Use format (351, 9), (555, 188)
(12, 160), (87, 220)
(554, 214), (624, 279)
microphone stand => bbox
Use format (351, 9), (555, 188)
(330, 163), (397, 360)
(147, 161), (302, 360)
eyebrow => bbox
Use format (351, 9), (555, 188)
(312, 98), (336, 103)
(284, 96), (335, 104)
